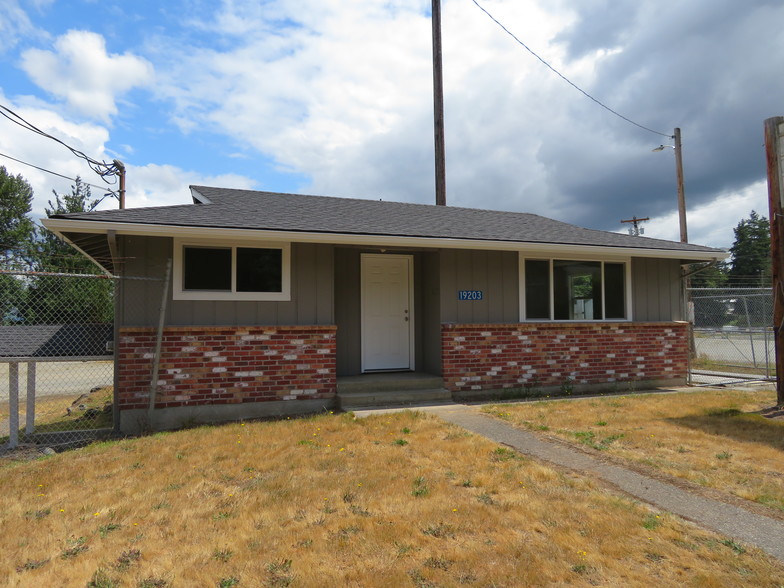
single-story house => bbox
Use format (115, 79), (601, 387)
(43, 186), (727, 433)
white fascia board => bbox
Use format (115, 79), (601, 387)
(40, 218), (729, 262)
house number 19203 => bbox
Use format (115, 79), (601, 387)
(457, 290), (483, 301)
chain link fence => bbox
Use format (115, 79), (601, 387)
(1, 269), (116, 453)
(689, 287), (774, 385)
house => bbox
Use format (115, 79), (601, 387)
(43, 186), (727, 433)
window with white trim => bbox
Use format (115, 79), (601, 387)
(521, 258), (628, 321)
(173, 239), (290, 301)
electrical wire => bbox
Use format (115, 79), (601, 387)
(0, 103), (122, 183)
(0, 150), (115, 193)
(470, 0), (673, 139)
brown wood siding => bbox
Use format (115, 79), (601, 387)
(632, 257), (682, 321)
(334, 248), (361, 376)
(439, 249), (519, 324)
(422, 252), (442, 374)
(119, 236), (333, 327)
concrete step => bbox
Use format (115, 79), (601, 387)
(337, 373), (443, 394)
(338, 388), (452, 411)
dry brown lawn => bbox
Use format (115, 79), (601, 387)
(2, 409), (783, 587)
(484, 387), (784, 513)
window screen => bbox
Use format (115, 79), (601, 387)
(525, 260), (550, 319)
(183, 247), (231, 291)
(604, 263), (626, 319)
(237, 248), (283, 293)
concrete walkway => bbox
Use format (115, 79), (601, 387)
(355, 402), (784, 563)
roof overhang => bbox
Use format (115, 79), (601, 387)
(42, 218), (728, 274)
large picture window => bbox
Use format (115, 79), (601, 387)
(522, 258), (628, 321)
(174, 240), (290, 301)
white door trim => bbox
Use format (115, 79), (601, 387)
(360, 253), (415, 372)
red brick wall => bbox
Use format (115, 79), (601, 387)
(442, 322), (688, 392)
(118, 325), (337, 410)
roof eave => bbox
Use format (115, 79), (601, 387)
(40, 218), (728, 263)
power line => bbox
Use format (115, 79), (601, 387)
(0, 103), (122, 183)
(0, 150), (115, 193)
(470, 0), (672, 138)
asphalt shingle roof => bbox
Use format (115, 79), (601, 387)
(52, 185), (724, 255)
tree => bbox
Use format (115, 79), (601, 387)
(23, 177), (113, 325)
(688, 261), (728, 288)
(727, 211), (771, 286)
(0, 166), (35, 323)
(0, 165), (35, 266)
(36, 176), (100, 273)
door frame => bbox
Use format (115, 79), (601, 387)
(360, 253), (416, 373)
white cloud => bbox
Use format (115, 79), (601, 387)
(20, 30), (154, 122)
(0, 93), (112, 217)
(126, 164), (256, 209)
(0, 0), (51, 53)
(641, 180), (769, 249)
(153, 0), (574, 214)
(0, 94), (254, 220)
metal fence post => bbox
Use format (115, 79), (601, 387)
(9, 362), (18, 449)
(25, 362), (36, 435)
(149, 259), (172, 420)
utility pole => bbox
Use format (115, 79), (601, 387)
(764, 116), (784, 406)
(431, 0), (447, 206)
(113, 159), (126, 209)
(674, 128), (687, 243)
(620, 216), (650, 237)
(653, 128), (688, 242)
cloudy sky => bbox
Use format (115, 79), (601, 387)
(1, 0), (781, 249)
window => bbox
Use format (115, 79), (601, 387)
(173, 240), (290, 301)
(521, 258), (628, 321)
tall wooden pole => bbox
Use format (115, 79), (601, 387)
(114, 159), (126, 209)
(431, 0), (447, 206)
(674, 128), (687, 243)
(764, 116), (784, 406)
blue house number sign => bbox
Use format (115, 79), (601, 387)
(458, 290), (483, 301)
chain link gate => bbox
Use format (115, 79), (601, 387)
(1, 270), (116, 454)
(689, 287), (775, 385)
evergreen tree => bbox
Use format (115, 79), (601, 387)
(689, 261), (728, 288)
(727, 211), (771, 286)
(36, 176), (100, 273)
(24, 177), (113, 324)
(0, 165), (35, 265)
(0, 166), (35, 323)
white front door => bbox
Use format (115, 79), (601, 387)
(361, 254), (414, 372)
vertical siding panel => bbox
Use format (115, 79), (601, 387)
(315, 244), (334, 325)
(235, 303), (256, 325)
(422, 251), (441, 374)
(439, 249), (457, 323)
(632, 258), (648, 322)
(191, 301), (214, 325)
(455, 251), (472, 324)
(484, 251), (501, 323)
(671, 260), (683, 321)
(473, 250), (490, 323)
(296, 243), (316, 325)
(334, 248), (360, 376)
(501, 251), (519, 323)
(214, 302), (236, 325)
(658, 258), (671, 320)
